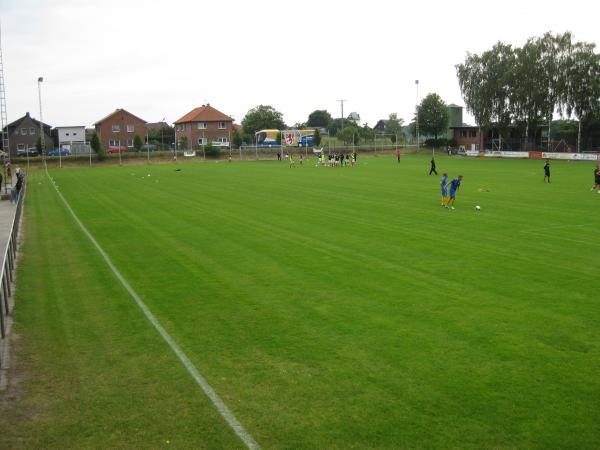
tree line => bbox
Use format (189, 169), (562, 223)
(456, 32), (600, 152)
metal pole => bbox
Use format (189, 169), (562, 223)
(119, 116), (123, 166)
(37, 77), (45, 166)
(161, 117), (165, 156)
(415, 80), (420, 152)
(89, 140), (91, 167)
(147, 132), (150, 163)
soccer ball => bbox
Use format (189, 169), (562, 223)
(475, 205), (481, 211)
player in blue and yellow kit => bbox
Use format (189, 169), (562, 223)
(440, 172), (449, 206)
(446, 175), (463, 209)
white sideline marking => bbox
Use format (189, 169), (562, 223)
(46, 170), (260, 450)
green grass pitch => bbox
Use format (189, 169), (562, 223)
(2, 154), (599, 448)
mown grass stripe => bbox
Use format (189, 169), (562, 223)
(45, 168), (261, 450)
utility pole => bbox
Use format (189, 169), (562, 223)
(337, 99), (346, 130)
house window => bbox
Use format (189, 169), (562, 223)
(127, 124), (134, 133)
(218, 122), (226, 129)
(176, 124), (185, 131)
(197, 138), (207, 146)
(109, 139), (120, 146)
(127, 139), (134, 148)
(21, 128), (27, 135)
(461, 130), (467, 137)
(469, 130), (477, 138)
(112, 124), (120, 132)
(215, 137), (227, 143)
(29, 127), (36, 135)
(17, 143), (25, 150)
(197, 122), (207, 129)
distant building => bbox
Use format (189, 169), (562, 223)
(55, 126), (89, 154)
(374, 119), (386, 134)
(1, 112), (52, 156)
(94, 108), (148, 151)
(446, 104), (463, 140)
(451, 125), (544, 151)
(174, 104), (234, 148)
(347, 112), (361, 127)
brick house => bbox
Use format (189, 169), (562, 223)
(452, 126), (482, 151)
(2, 112), (53, 156)
(451, 125), (544, 151)
(94, 109), (147, 151)
(174, 104), (234, 149)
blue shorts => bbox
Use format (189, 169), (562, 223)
(449, 190), (457, 199)
(441, 188), (448, 196)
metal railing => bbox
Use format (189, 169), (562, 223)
(0, 182), (25, 366)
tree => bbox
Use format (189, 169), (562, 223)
(313, 128), (322, 147)
(232, 129), (243, 148)
(564, 42), (600, 152)
(538, 32), (574, 149)
(307, 110), (333, 128)
(241, 105), (286, 135)
(551, 119), (578, 145)
(417, 93), (449, 142)
(358, 124), (374, 143)
(337, 127), (359, 145)
(457, 32), (599, 151)
(457, 51), (492, 147)
(512, 38), (554, 148)
(384, 113), (405, 143)
(179, 136), (188, 150)
(133, 134), (143, 152)
(90, 131), (105, 160)
(481, 42), (516, 148)
(328, 118), (353, 137)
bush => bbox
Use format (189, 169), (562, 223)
(90, 132), (106, 161)
(424, 138), (451, 148)
(203, 142), (220, 158)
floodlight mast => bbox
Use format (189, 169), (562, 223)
(415, 80), (420, 152)
(38, 77), (46, 165)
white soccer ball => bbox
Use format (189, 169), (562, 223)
(475, 205), (481, 211)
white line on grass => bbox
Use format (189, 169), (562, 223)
(45, 170), (260, 450)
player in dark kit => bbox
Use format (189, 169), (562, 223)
(429, 157), (438, 175)
(592, 164), (600, 192)
(544, 159), (551, 183)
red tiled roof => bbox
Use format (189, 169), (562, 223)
(174, 104), (233, 124)
(94, 108), (147, 126)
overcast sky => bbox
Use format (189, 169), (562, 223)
(2, 0), (599, 129)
